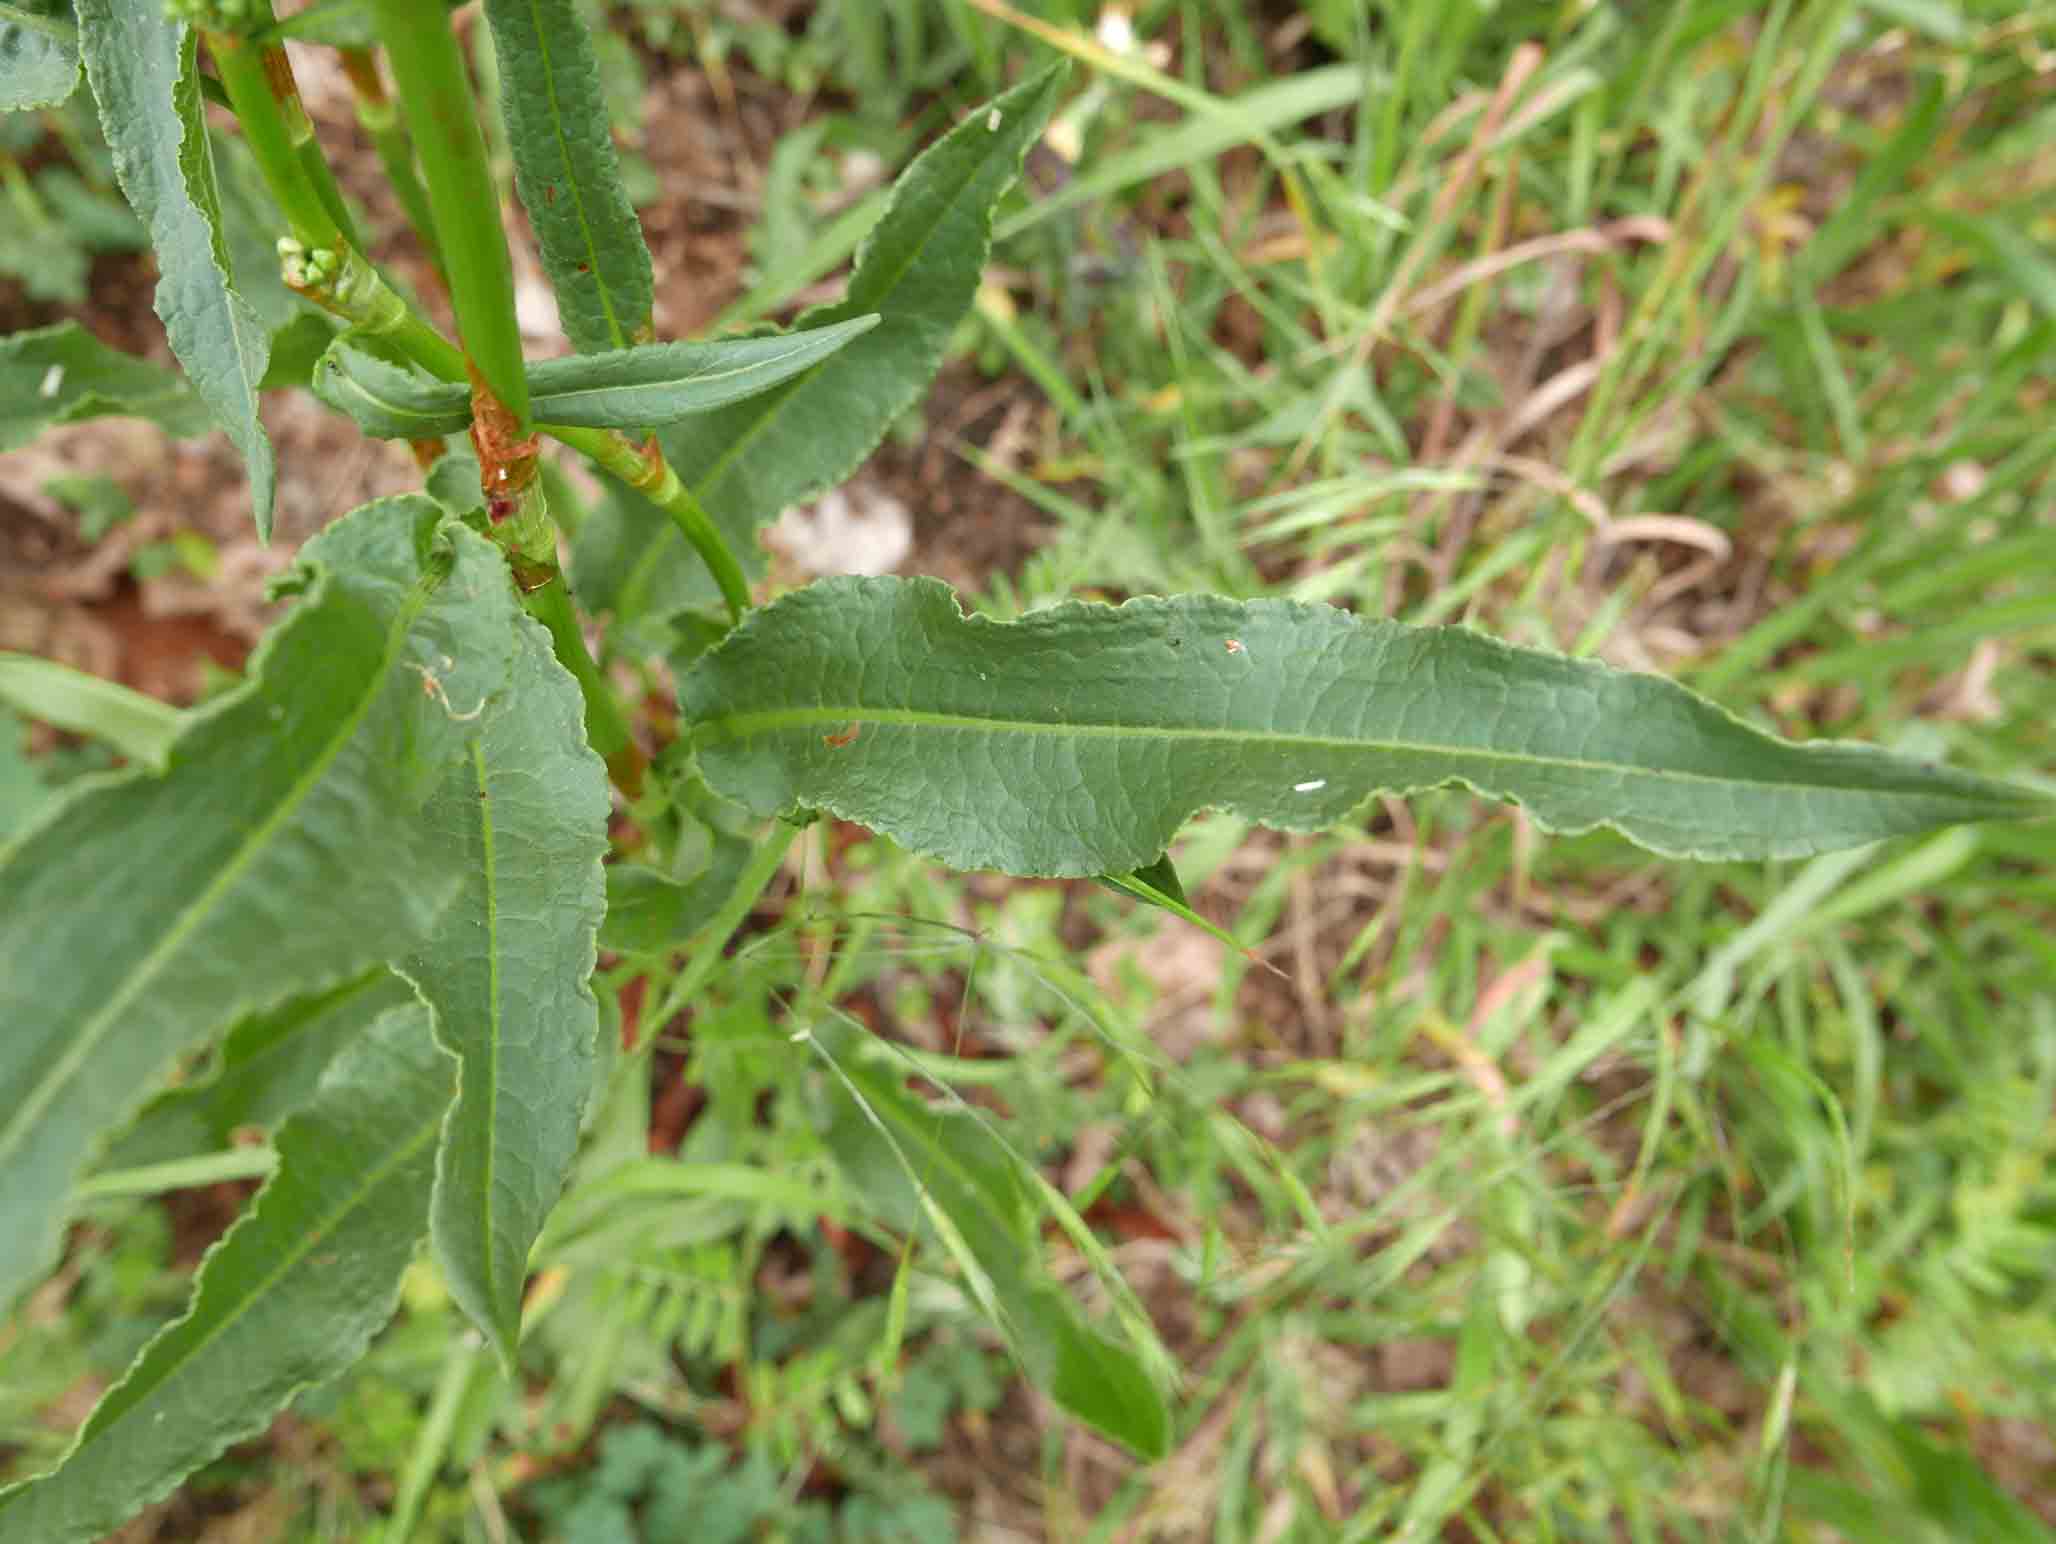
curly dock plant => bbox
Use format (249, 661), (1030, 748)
(0, 2), (2046, 1535)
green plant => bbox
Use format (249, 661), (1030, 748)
(0, 2), (2049, 1538)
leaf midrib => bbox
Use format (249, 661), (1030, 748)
(693, 703), (2000, 803)
(519, 0), (626, 349)
(470, 739), (507, 1333)
(77, 1102), (441, 1447)
(0, 4), (79, 46)
(0, 573), (436, 1170)
(528, 336), (830, 410)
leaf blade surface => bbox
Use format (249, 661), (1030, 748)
(683, 578), (2048, 874)
(0, 497), (519, 1311)
(405, 616), (610, 1365)
(0, 3), (79, 110)
(311, 320), (882, 439)
(104, 971), (416, 1169)
(813, 1015), (1170, 1458)
(75, 0), (275, 534)
(576, 64), (1066, 622)
(0, 1004), (453, 1544)
(310, 331), (474, 438)
(0, 649), (182, 768)
(524, 316), (880, 428)
(0, 321), (214, 452)
(481, 0), (653, 353)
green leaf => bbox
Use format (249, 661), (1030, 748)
(481, 0), (653, 354)
(599, 782), (754, 955)
(0, 495), (521, 1313)
(311, 330), (473, 438)
(599, 853), (748, 955)
(525, 318), (881, 428)
(1100, 850), (1189, 909)
(257, 311), (340, 391)
(811, 1014), (1170, 1458)
(403, 615), (609, 1365)
(1925, 207), (2056, 318)
(682, 578), (2050, 876)
(0, 3), (80, 110)
(426, 442), (486, 519)
(0, 321), (214, 452)
(104, 970), (416, 1169)
(578, 63), (1067, 624)
(262, 0), (380, 48)
(0, 650), (182, 768)
(0, 707), (51, 845)
(75, 0), (276, 536)
(0, 1002), (454, 1544)
(312, 319), (881, 440)
(1097, 853), (1254, 960)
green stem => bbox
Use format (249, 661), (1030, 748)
(278, 239), (466, 381)
(365, 0), (529, 428)
(204, 28), (342, 248)
(273, 244), (749, 622)
(525, 574), (645, 796)
(643, 820), (800, 1044)
(547, 425), (752, 623)
(383, 1340), (483, 1541)
(337, 46), (445, 278)
(297, 129), (363, 253)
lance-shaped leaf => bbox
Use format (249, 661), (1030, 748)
(0, 649), (182, 768)
(402, 616), (609, 1366)
(524, 317), (881, 428)
(75, 0), (276, 537)
(681, 578), (2050, 875)
(0, 4), (80, 111)
(311, 331), (473, 438)
(0, 321), (213, 452)
(0, 496), (520, 1312)
(576, 64), (1067, 623)
(811, 1014), (1170, 1458)
(311, 318), (882, 440)
(0, 1003), (454, 1544)
(104, 971), (416, 1170)
(481, 0), (653, 354)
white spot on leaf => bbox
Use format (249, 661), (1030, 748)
(1294, 779), (1327, 793)
(39, 365), (64, 399)
(987, 108), (1003, 131)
